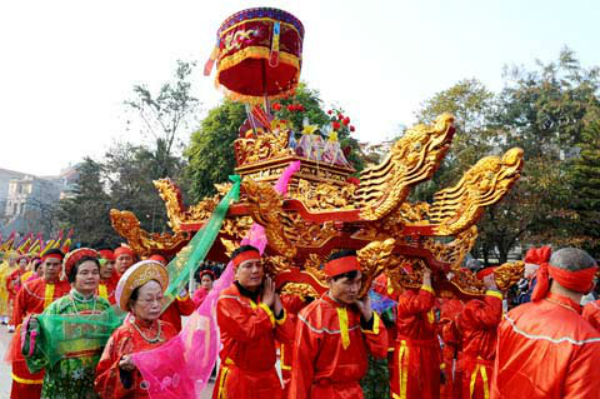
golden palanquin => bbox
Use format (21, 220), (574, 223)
(110, 112), (525, 300)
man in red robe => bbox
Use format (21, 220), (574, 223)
(9, 249), (70, 399)
(97, 249), (117, 304)
(6, 255), (29, 331)
(114, 246), (136, 277)
(439, 298), (464, 399)
(278, 294), (310, 396)
(453, 268), (502, 399)
(213, 245), (294, 399)
(392, 266), (440, 399)
(491, 247), (600, 399)
(288, 249), (388, 399)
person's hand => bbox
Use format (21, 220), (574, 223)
(354, 294), (373, 322)
(262, 276), (276, 308)
(119, 355), (136, 372)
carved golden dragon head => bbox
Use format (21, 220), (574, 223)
(356, 113), (455, 221)
(428, 147), (524, 235)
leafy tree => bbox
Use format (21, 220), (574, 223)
(412, 79), (495, 203)
(566, 118), (600, 257)
(493, 47), (600, 158)
(185, 100), (247, 201)
(56, 158), (117, 246)
(125, 60), (199, 178)
(412, 49), (600, 264)
(104, 143), (177, 233)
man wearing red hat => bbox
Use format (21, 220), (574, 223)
(491, 248), (600, 398)
(288, 249), (388, 399)
(213, 245), (293, 399)
(97, 248), (117, 304)
(449, 268), (503, 399)
(516, 246), (552, 304)
(9, 248), (71, 399)
(114, 246), (136, 277)
(391, 266), (440, 399)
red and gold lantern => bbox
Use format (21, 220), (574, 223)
(204, 7), (304, 103)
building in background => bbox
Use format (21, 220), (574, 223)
(0, 165), (80, 236)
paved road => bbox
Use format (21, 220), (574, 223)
(0, 323), (214, 399)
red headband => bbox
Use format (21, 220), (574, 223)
(531, 262), (598, 302)
(98, 250), (115, 262)
(324, 256), (360, 277)
(41, 253), (63, 263)
(114, 247), (135, 258)
(232, 250), (261, 268)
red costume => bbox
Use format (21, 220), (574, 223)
(455, 291), (502, 399)
(6, 268), (24, 302)
(289, 293), (388, 399)
(10, 276), (70, 399)
(439, 298), (464, 399)
(278, 294), (309, 395)
(95, 317), (178, 399)
(97, 277), (117, 305)
(393, 285), (440, 399)
(213, 283), (293, 399)
(491, 258), (600, 399)
(288, 253), (388, 399)
(159, 294), (197, 332)
(582, 300), (600, 332)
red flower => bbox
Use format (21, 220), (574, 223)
(342, 117), (350, 126)
(287, 104), (295, 112)
(332, 121), (341, 130)
(346, 176), (360, 186)
(272, 103), (282, 111)
(327, 110), (333, 115)
(338, 113), (344, 120)
(297, 104), (305, 112)
(349, 125), (356, 132)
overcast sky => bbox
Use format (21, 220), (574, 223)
(1, 0), (598, 176)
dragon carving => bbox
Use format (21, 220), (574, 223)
(154, 179), (218, 233)
(109, 210), (189, 256)
(426, 147), (524, 235)
(356, 113), (455, 220)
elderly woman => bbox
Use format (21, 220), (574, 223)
(94, 260), (177, 399)
(23, 248), (112, 399)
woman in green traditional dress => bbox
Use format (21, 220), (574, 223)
(23, 248), (113, 399)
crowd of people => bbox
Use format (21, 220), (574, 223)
(0, 242), (598, 399)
